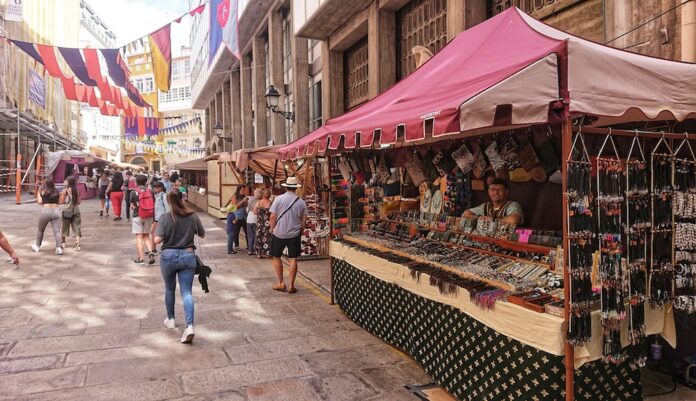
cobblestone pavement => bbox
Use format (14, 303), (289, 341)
(0, 196), (432, 401)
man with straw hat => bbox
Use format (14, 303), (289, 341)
(269, 176), (307, 294)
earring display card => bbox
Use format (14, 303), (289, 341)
(673, 157), (696, 314)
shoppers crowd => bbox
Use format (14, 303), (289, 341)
(12, 169), (307, 346)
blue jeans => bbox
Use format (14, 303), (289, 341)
(160, 249), (196, 326)
(246, 223), (257, 253)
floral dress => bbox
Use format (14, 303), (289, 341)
(255, 207), (271, 258)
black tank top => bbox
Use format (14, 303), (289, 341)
(41, 191), (59, 204)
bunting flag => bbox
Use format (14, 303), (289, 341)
(2, 2), (207, 111)
(8, 39), (150, 108)
(209, 0), (240, 65)
(148, 25), (172, 92)
(160, 116), (202, 134)
(36, 44), (71, 79)
(124, 116), (160, 136)
(58, 47), (96, 85)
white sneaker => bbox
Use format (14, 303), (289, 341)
(181, 325), (194, 344)
(55, 247), (63, 255)
(31, 244), (40, 252)
(163, 318), (176, 329)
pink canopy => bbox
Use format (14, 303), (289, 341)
(279, 7), (696, 160)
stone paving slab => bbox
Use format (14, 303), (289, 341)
(0, 197), (430, 401)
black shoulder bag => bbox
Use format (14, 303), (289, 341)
(193, 215), (212, 292)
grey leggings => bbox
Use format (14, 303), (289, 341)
(36, 208), (62, 248)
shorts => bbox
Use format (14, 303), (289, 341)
(132, 216), (153, 234)
(61, 213), (82, 237)
(98, 186), (108, 200)
(270, 235), (301, 259)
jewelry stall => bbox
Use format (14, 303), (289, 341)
(277, 8), (696, 401)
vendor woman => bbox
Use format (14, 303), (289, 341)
(462, 178), (524, 225)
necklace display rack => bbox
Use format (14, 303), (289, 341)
(649, 136), (675, 309)
(596, 132), (628, 364)
(625, 135), (649, 366)
(566, 131), (594, 346)
(673, 135), (696, 314)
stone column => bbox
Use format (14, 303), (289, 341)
(368, 2), (395, 98)
(292, 35), (309, 140)
(240, 53), (254, 149)
(268, 10), (285, 145)
(230, 71), (242, 150)
(683, 0), (696, 61)
(252, 35), (268, 147)
(447, 0), (487, 41)
(321, 40), (344, 122)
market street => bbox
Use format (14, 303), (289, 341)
(0, 196), (432, 401)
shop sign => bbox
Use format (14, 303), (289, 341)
(28, 69), (45, 109)
(5, 0), (23, 22)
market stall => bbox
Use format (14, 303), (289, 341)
(205, 153), (242, 219)
(278, 7), (696, 401)
(220, 146), (330, 259)
(45, 150), (109, 200)
(176, 157), (208, 211)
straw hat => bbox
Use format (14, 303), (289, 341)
(282, 176), (302, 188)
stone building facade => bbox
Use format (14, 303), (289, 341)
(191, 0), (695, 157)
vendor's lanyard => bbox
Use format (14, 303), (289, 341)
(484, 201), (510, 220)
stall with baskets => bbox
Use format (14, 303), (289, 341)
(219, 146), (331, 260)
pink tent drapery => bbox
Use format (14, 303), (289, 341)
(278, 7), (696, 160)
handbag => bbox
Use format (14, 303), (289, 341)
(62, 192), (76, 220)
(192, 215), (212, 292)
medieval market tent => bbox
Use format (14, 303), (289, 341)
(45, 150), (109, 199)
(279, 7), (696, 160)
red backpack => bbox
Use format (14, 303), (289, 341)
(137, 188), (155, 218)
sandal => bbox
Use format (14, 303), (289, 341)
(74, 244), (81, 251)
(287, 287), (297, 294)
(272, 283), (287, 292)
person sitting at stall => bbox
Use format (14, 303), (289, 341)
(462, 178), (524, 225)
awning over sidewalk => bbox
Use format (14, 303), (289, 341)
(176, 157), (208, 171)
(279, 7), (696, 160)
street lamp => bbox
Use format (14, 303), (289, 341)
(214, 121), (232, 143)
(264, 85), (294, 121)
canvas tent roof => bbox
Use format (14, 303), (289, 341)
(279, 7), (696, 160)
(176, 157), (208, 171)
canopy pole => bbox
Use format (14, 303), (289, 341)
(15, 110), (20, 204)
(562, 116), (575, 401)
(272, 159), (278, 187)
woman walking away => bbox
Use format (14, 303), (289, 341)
(254, 188), (273, 258)
(106, 171), (125, 221)
(32, 177), (64, 255)
(154, 191), (205, 344)
(60, 176), (82, 251)
(98, 170), (110, 217)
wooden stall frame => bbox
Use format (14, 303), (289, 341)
(561, 117), (574, 401)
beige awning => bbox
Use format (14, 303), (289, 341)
(176, 157), (208, 171)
